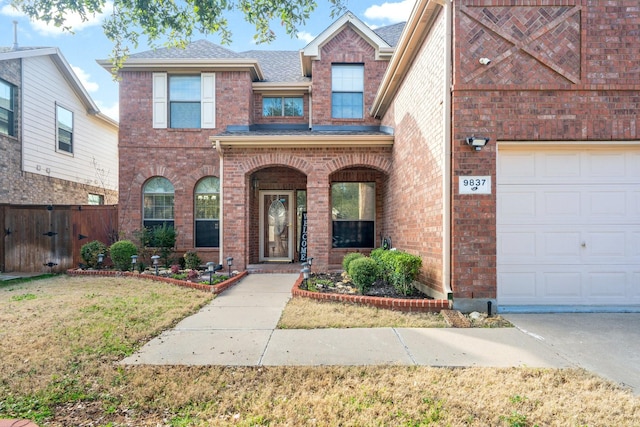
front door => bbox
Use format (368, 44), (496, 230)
(259, 191), (294, 262)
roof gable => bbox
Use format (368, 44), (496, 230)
(300, 11), (394, 76)
(0, 46), (117, 126)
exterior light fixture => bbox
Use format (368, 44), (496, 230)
(207, 261), (215, 285)
(301, 266), (310, 287)
(151, 255), (160, 276)
(252, 177), (259, 189)
(97, 253), (104, 269)
(307, 257), (314, 269)
(226, 256), (234, 277)
(466, 136), (490, 151)
(131, 255), (138, 272)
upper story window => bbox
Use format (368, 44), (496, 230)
(0, 79), (15, 137)
(152, 72), (216, 129)
(56, 105), (73, 153)
(262, 97), (303, 117)
(331, 64), (364, 119)
(170, 75), (201, 128)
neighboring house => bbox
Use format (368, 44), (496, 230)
(109, 0), (639, 312)
(0, 46), (118, 206)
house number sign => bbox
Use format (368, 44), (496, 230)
(459, 176), (491, 195)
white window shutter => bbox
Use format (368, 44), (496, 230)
(152, 73), (167, 128)
(201, 72), (216, 129)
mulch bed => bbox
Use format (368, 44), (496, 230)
(301, 272), (432, 300)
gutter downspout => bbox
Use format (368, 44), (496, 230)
(215, 140), (224, 266)
(308, 84), (313, 130)
(442, 0), (454, 300)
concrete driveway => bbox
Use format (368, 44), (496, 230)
(505, 313), (640, 395)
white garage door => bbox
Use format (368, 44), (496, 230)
(497, 146), (640, 309)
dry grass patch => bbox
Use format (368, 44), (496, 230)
(1, 275), (639, 426)
(278, 297), (511, 329)
(278, 297), (447, 328)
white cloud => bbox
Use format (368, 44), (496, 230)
(2, 1), (113, 36)
(96, 101), (119, 122)
(364, 0), (416, 24)
(296, 31), (316, 44)
(71, 65), (99, 93)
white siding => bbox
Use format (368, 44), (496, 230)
(21, 55), (118, 192)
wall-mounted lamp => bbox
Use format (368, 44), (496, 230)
(466, 136), (490, 151)
(252, 177), (259, 190)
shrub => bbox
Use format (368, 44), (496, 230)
(184, 251), (201, 270)
(80, 240), (107, 269)
(342, 252), (364, 271)
(372, 250), (422, 296)
(348, 257), (379, 293)
(109, 240), (138, 271)
(134, 224), (177, 267)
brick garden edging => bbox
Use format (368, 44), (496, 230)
(66, 269), (248, 294)
(291, 274), (451, 313)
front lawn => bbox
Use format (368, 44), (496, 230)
(1, 275), (638, 426)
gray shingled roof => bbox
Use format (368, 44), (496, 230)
(239, 50), (309, 83)
(124, 19), (406, 83)
(127, 39), (243, 60)
(374, 22), (406, 47)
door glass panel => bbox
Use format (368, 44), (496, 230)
(264, 194), (289, 258)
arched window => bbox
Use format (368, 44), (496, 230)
(143, 177), (175, 230)
(195, 177), (220, 247)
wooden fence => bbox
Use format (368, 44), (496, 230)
(0, 204), (118, 273)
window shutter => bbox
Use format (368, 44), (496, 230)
(201, 72), (216, 129)
(152, 72), (167, 128)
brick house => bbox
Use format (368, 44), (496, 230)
(111, 0), (640, 312)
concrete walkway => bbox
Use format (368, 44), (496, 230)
(122, 274), (570, 369)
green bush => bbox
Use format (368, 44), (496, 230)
(134, 224), (177, 267)
(372, 249), (422, 296)
(348, 257), (379, 293)
(184, 251), (201, 270)
(109, 240), (138, 271)
(342, 252), (364, 271)
(80, 240), (108, 268)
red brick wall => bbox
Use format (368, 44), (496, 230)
(450, 0), (640, 298)
(118, 69), (253, 260)
(221, 147), (392, 271)
(311, 26), (389, 127)
(380, 9), (447, 294)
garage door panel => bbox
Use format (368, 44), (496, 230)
(588, 272), (626, 298)
(497, 271), (537, 299)
(498, 147), (640, 308)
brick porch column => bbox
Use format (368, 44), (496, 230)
(306, 175), (330, 271)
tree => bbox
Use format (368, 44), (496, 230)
(11, 0), (347, 71)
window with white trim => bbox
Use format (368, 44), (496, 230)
(0, 79), (15, 137)
(331, 182), (375, 248)
(56, 105), (73, 153)
(262, 97), (303, 117)
(331, 64), (364, 119)
(152, 72), (216, 129)
(143, 177), (175, 230)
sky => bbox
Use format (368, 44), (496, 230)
(0, 0), (415, 122)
